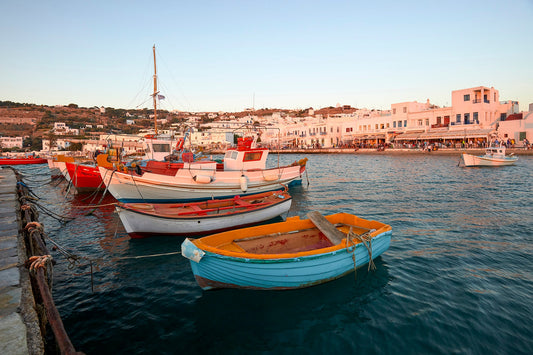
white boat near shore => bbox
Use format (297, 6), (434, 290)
(461, 146), (518, 167)
(116, 190), (292, 238)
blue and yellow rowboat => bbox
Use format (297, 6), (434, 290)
(181, 212), (392, 290)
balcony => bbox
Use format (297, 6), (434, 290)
(473, 99), (490, 104)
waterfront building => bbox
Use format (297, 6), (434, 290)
(256, 86), (527, 149)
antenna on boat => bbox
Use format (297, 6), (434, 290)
(152, 44), (159, 136)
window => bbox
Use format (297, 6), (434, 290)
(375, 124), (378, 129)
(243, 152), (263, 161)
(417, 119), (423, 126)
(224, 151), (239, 160)
(403, 120), (407, 127)
(403, 107), (407, 113)
(152, 143), (171, 152)
(393, 108), (396, 114)
(425, 119), (429, 126)
(464, 94), (470, 101)
(464, 113), (470, 124)
(473, 112), (478, 123)
(398, 121), (402, 128)
(437, 116), (442, 125)
(386, 123), (390, 128)
(456, 114), (461, 123)
(393, 121), (397, 128)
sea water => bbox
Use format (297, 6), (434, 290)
(14, 153), (533, 354)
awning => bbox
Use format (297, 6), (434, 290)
(395, 128), (494, 140)
(394, 132), (423, 140)
(352, 133), (386, 139)
(421, 128), (494, 140)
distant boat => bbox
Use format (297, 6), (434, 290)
(116, 190), (292, 238)
(461, 146), (518, 167)
(0, 156), (47, 165)
(181, 212), (392, 290)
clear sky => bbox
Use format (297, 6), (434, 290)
(2, 0), (532, 113)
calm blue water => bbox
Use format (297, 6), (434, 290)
(16, 153), (533, 354)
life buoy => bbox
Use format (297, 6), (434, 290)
(176, 138), (185, 151)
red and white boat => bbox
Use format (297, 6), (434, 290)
(65, 161), (104, 192)
(116, 189), (292, 238)
(98, 46), (308, 202)
(99, 137), (307, 203)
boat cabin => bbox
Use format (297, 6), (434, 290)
(224, 137), (269, 171)
(142, 137), (173, 161)
(485, 146), (506, 157)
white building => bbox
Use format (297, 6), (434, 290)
(0, 136), (23, 149)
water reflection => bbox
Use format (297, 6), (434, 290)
(11, 155), (533, 354)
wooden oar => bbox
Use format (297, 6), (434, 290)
(306, 211), (345, 245)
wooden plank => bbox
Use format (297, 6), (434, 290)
(306, 211), (345, 245)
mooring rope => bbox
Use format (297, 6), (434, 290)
(114, 251), (182, 260)
(347, 227), (377, 273)
(31, 200), (76, 223)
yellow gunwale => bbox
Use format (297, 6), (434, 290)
(191, 212), (392, 260)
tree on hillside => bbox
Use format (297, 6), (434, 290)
(45, 132), (58, 150)
(67, 142), (83, 151)
(23, 136), (43, 151)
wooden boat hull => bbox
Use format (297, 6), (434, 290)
(116, 191), (292, 238)
(462, 153), (518, 167)
(0, 158), (47, 165)
(65, 162), (104, 192)
(99, 165), (304, 203)
(181, 213), (392, 290)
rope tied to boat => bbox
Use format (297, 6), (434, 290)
(347, 227), (377, 273)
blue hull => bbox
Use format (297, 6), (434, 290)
(184, 230), (391, 290)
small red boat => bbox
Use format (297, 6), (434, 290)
(0, 156), (47, 165)
(65, 161), (104, 192)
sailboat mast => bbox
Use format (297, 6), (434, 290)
(152, 45), (158, 135)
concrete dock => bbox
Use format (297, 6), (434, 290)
(0, 167), (43, 354)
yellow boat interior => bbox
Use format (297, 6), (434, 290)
(192, 213), (391, 259)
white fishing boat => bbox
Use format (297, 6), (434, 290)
(116, 190), (292, 238)
(98, 141), (307, 202)
(461, 146), (518, 167)
(98, 46), (307, 202)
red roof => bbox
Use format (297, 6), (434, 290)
(506, 113), (523, 121)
